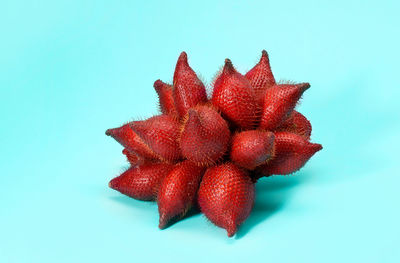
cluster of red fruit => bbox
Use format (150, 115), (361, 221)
(106, 50), (322, 237)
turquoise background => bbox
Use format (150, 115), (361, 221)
(1, 1), (399, 262)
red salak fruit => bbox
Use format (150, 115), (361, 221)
(180, 105), (230, 166)
(153, 80), (178, 117)
(129, 115), (181, 162)
(198, 163), (255, 237)
(158, 160), (205, 229)
(230, 130), (275, 170)
(109, 163), (174, 201)
(173, 52), (208, 117)
(275, 110), (312, 140)
(106, 123), (158, 160)
(259, 83), (310, 130)
(212, 59), (259, 129)
(106, 50), (322, 237)
(245, 50), (276, 106)
(257, 131), (322, 177)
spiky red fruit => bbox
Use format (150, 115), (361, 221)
(157, 161), (205, 229)
(106, 50), (322, 237)
(180, 105), (230, 166)
(230, 130), (275, 170)
(212, 59), (259, 129)
(109, 163), (174, 201)
(198, 163), (254, 237)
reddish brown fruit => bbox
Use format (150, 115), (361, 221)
(130, 115), (181, 162)
(258, 131), (322, 176)
(105, 124), (158, 160)
(230, 130), (275, 170)
(122, 148), (141, 166)
(275, 111), (312, 140)
(173, 52), (208, 117)
(245, 50), (276, 106)
(212, 59), (259, 129)
(153, 80), (177, 116)
(198, 163), (255, 237)
(180, 105), (230, 166)
(259, 83), (310, 130)
(157, 161), (205, 229)
(109, 163), (174, 201)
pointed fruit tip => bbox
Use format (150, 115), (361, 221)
(223, 58), (235, 73)
(153, 79), (163, 90)
(178, 51), (188, 62)
(311, 143), (323, 152)
(105, 128), (113, 136)
(158, 213), (168, 229)
(298, 82), (311, 92)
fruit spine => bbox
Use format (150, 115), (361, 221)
(106, 50), (322, 237)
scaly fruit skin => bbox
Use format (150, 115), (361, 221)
(257, 131), (322, 176)
(130, 115), (181, 162)
(107, 50), (322, 237)
(153, 80), (177, 117)
(198, 163), (255, 237)
(230, 130), (275, 170)
(105, 123), (158, 160)
(275, 110), (312, 140)
(180, 105), (230, 166)
(212, 59), (259, 129)
(245, 50), (276, 106)
(109, 163), (174, 201)
(259, 83), (310, 130)
(173, 52), (208, 117)
(157, 161), (205, 229)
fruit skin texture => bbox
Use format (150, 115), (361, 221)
(109, 163), (174, 201)
(259, 83), (310, 130)
(180, 105), (230, 166)
(157, 161), (205, 229)
(276, 110), (312, 140)
(257, 132), (322, 176)
(198, 163), (255, 237)
(106, 50), (322, 237)
(173, 52), (208, 117)
(230, 130), (275, 170)
(212, 59), (259, 129)
(245, 50), (276, 106)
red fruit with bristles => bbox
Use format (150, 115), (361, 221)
(157, 161), (205, 229)
(107, 50), (322, 237)
(230, 130), (275, 170)
(153, 80), (177, 117)
(106, 124), (158, 160)
(257, 132), (322, 176)
(198, 163), (254, 237)
(212, 59), (259, 129)
(130, 115), (181, 162)
(259, 83), (310, 130)
(275, 110), (312, 140)
(122, 148), (142, 166)
(173, 52), (208, 117)
(245, 50), (276, 106)
(109, 163), (174, 201)
(180, 105), (230, 166)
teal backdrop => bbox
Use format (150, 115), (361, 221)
(1, 1), (399, 262)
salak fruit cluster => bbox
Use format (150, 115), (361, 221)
(106, 50), (322, 237)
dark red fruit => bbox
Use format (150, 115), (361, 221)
(230, 130), (275, 170)
(173, 52), (208, 117)
(109, 163), (174, 201)
(198, 163), (255, 237)
(180, 105), (230, 166)
(275, 110), (312, 140)
(153, 80), (177, 117)
(157, 161), (205, 229)
(245, 50), (276, 106)
(257, 131), (322, 176)
(212, 59), (259, 129)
